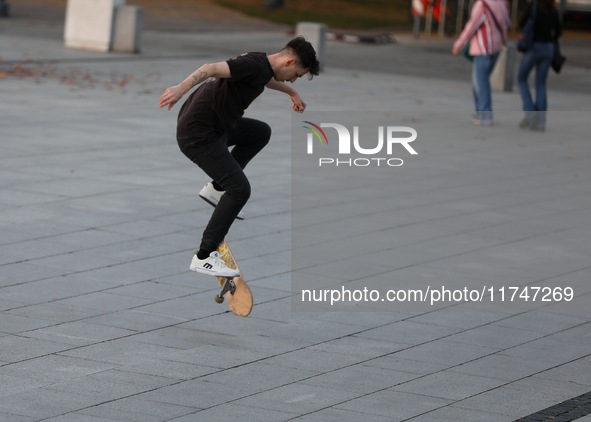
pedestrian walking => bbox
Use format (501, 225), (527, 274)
(452, 0), (511, 126)
(159, 36), (319, 277)
(516, 0), (562, 131)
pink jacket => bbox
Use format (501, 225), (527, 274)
(453, 0), (510, 56)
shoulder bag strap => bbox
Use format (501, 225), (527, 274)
(482, 1), (507, 45)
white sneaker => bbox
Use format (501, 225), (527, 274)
(190, 251), (240, 277)
(199, 182), (245, 220)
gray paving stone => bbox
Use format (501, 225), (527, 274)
(130, 326), (237, 351)
(78, 397), (197, 422)
(1, 281), (79, 305)
(0, 335), (72, 363)
(263, 347), (363, 373)
(0, 262), (69, 288)
(533, 359), (591, 387)
(0, 354), (114, 385)
(54, 291), (155, 312)
(301, 363), (420, 394)
(164, 343), (273, 369)
(498, 336), (591, 365)
(0, 298), (25, 312)
(80, 309), (189, 332)
(334, 390), (453, 420)
(77, 260), (184, 287)
(130, 293), (224, 321)
(234, 383), (359, 415)
(362, 356), (450, 376)
(406, 405), (514, 422)
(0, 312), (56, 334)
(409, 309), (510, 329)
(123, 359), (219, 381)
(0, 413), (36, 422)
(136, 379), (242, 409)
(0, 230), (136, 262)
(310, 335), (411, 360)
(47, 369), (179, 402)
(41, 413), (122, 422)
(201, 362), (319, 396)
(167, 404), (296, 422)
(447, 352), (558, 382)
(491, 311), (591, 335)
(30, 274), (120, 295)
(0, 388), (106, 419)
(21, 321), (135, 346)
(355, 320), (464, 345)
(453, 385), (570, 419)
(177, 312), (286, 337)
(101, 281), (200, 301)
(506, 377), (591, 406)
(256, 318), (364, 345)
(0, 373), (48, 398)
(289, 407), (394, 422)
(10, 300), (109, 323)
(394, 339), (502, 369)
(391, 371), (505, 401)
(57, 338), (181, 366)
(444, 324), (543, 350)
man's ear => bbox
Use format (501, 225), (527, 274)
(284, 57), (296, 67)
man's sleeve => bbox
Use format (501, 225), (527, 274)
(226, 55), (261, 82)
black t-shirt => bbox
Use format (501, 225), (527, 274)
(177, 52), (275, 138)
(519, 2), (562, 43)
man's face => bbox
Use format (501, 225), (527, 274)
(275, 58), (309, 83)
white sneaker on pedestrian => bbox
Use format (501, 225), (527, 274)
(190, 251), (240, 277)
(199, 182), (245, 220)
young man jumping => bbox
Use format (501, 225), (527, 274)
(159, 36), (319, 277)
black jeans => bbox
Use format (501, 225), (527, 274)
(177, 117), (271, 254)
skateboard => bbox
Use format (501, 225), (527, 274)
(214, 239), (253, 317)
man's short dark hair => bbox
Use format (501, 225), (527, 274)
(283, 36), (320, 79)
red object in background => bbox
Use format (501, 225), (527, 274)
(412, 0), (450, 21)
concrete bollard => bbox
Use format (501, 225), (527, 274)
(491, 42), (517, 92)
(296, 22), (327, 72)
(64, 0), (125, 52)
(112, 5), (143, 53)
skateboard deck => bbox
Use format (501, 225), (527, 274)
(215, 239), (253, 317)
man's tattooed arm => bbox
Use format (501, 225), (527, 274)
(190, 70), (209, 88)
(159, 62), (231, 110)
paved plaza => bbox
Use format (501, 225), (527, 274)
(1, 13), (591, 422)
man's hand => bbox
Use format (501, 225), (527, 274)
(159, 85), (184, 110)
(452, 47), (460, 55)
(291, 93), (306, 113)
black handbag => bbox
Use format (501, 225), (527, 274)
(463, 41), (474, 61)
(518, 0), (538, 53)
(552, 39), (566, 73)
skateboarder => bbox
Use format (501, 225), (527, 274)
(159, 36), (319, 278)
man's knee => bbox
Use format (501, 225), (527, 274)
(258, 122), (272, 146)
(227, 180), (251, 204)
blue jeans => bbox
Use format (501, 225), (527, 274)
(177, 118), (271, 254)
(517, 42), (554, 128)
(472, 52), (500, 123)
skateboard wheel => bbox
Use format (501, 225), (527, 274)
(214, 294), (224, 304)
